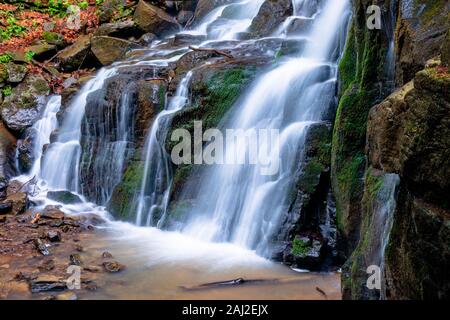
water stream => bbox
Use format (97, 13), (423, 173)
(14, 0), (351, 298)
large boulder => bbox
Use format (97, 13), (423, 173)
(91, 36), (140, 66)
(1, 74), (50, 132)
(395, 0), (450, 85)
(94, 20), (142, 39)
(133, 0), (180, 37)
(0, 122), (17, 183)
(249, 0), (293, 37)
(56, 35), (100, 72)
(193, 0), (232, 22)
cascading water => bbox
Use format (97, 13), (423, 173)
(39, 68), (117, 192)
(135, 71), (193, 226)
(179, 0), (351, 257)
(15, 0), (352, 279)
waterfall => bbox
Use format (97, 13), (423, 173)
(179, 0), (351, 256)
(135, 72), (193, 226)
(39, 68), (117, 192)
(15, 0), (353, 264)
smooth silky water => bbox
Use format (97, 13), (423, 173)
(15, 0), (350, 299)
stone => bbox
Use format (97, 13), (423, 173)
(47, 230), (61, 242)
(33, 238), (49, 256)
(102, 260), (125, 273)
(442, 30), (450, 66)
(172, 33), (206, 46)
(249, 0), (293, 37)
(29, 275), (66, 293)
(98, 0), (126, 23)
(94, 20), (140, 38)
(102, 251), (113, 259)
(38, 259), (55, 271)
(1, 74), (50, 132)
(194, 0), (232, 21)
(0, 202), (12, 214)
(57, 35), (99, 72)
(47, 190), (82, 204)
(55, 292), (77, 300)
(5, 62), (27, 83)
(177, 10), (194, 26)
(17, 128), (36, 173)
(133, 0), (180, 36)
(91, 36), (140, 66)
(69, 253), (83, 266)
(41, 205), (65, 220)
(138, 32), (157, 46)
(4, 192), (28, 215)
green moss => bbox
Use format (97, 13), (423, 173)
(332, 2), (390, 237)
(157, 85), (166, 111)
(108, 160), (144, 220)
(291, 237), (311, 256)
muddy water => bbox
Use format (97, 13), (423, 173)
(78, 224), (341, 300)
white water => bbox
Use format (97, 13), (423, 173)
(13, 0), (351, 271)
(135, 72), (193, 226)
(180, 0), (350, 256)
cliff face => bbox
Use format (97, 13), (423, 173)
(334, 0), (450, 299)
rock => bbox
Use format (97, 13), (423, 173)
(99, 0), (126, 23)
(133, 0), (180, 36)
(395, 0), (450, 85)
(442, 30), (450, 66)
(0, 124), (17, 187)
(172, 33), (206, 46)
(33, 238), (50, 256)
(91, 36), (140, 66)
(94, 20), (140, 38)
(138, 32), (158, 46)
(41, 31), (65, 46)
(29, 275), (66, 292)
(0, 202), (12, 214)
(47, 230), (61, 242)
(47, 190), (82, 204)
(4, 192), (28, 215)
(69, 253), (83, 266)
(83, 265), (102, 272)
(55, 292), (77, 300)
(0, 215), (6, 223)
(1, 74), (50, 132)
(177, 10), (194, 26)
(41, 205), (65, 220)
(102, 260), (125, 273)
(194, 0), (232, 21)
(57, 35), (99, 72)
(5, 63), (27, 83)
(38, 259), (55, 271)
(26, 43), (57, 61)
(102, 251), (113, 259)
(17, 128), (36, 173)
(249, 0), (293, 37)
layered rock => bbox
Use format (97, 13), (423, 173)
(249, 0), (293, 37)
(1, 74), (50, 132)
(133, 0), (180, 36)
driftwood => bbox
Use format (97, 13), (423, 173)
(316, 286), (327, 298)
(188, 45), (234, 59)
(180, 277), (279, 291)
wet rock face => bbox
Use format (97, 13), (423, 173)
(368, 67), (450, 209)
(91, 36), (141, 66)
(133, 0), (180, 36)
(344, 62), (450, 299)
(275, 122), (336, 270)
(56, 35), (100, 72)
(193, 0), (233, 21)
(395, 0), (450, 85)
(0, 122), (17, 182)
(1, 74), (50, 132)
(249, 0), (293, 37)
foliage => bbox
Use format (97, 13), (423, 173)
(291, 237), (311, 256)
(1, 85), (12, 97)
(0, 53), (12, 63)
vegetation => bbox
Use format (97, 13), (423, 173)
(291, 237), (311, 256)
